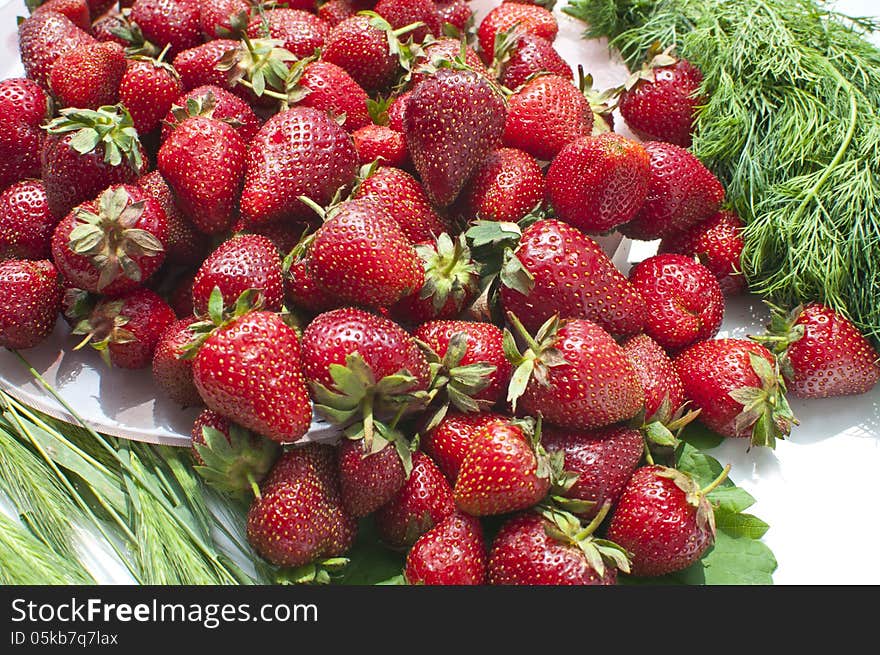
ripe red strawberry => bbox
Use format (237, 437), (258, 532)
(240, 107), (358, 227)
(0, 78), (50, 128)
(503, 74), (593, 162)
(191, 305), (313, 443)
(756, 303), (880, 399)
(387, 89), (412, 132)
(620, 333), (685, 419)
(51, 185), (168, 296)
(659, 210), (746, 295)
(541, 426), (644, 518)
(0, 260), (62, 350)
(41, 106), (147, 220)
(352, 125), (409, 168)
(0, 180), (57, 261)
(354, 166), (447, 244)
(284, 252), (340, 315)
(460, 148), (545, 223)
(405, 68), (506, 208)
(674, 338), (796, 447)
(161, 85), (261, 143)
(191, 234), (284, 315)
(73, 288), (176, 369)
(497, 33), (572, 90)
(172, 39), (239, 91)
(49, 41), (125, 109)
(152, 317), (202, 407)
(318, 0), (372, 27)
(477, 3), (557, 60)
(308, 198), (424, 309)
(0, 117), (43, 192)
(129, 0), (202, 57)
(405, 511), (487, 585)
(374, 451), (455, 549)
(506, 315), (645, 430)
(375, 0), (441, 44)
(198, 0), (249, 39)
(138, 171), (209, 267)
(421, 411), (507, 484)
(545, 134), (651, 233)
(453, 419), (550, 516)
(119, 55), (183, 135)
(629, 254), (724, 351)
(246, 9), (330, 59)
(168, 269), (197, 318)
(620, 141), (725, 241)
(285, 60), (371, 132)
(158, 115), (247, 235)
(434, 0), (471, 32)
(408, 37), (489, 90)
(336, 437), (407, 518)
(606, 465), (726, 576)
(618, 47), (705, 148)
(32, 0), (91, 31)
(18, 10), (97, 90)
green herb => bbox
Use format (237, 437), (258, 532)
(565, 0), (880, 345)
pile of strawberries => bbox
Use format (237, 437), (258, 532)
(2, 0), (879, 585)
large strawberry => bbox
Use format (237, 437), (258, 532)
(0, 116), (43, 192)
(375, 0), (441, 44)
(152, 318), (202, 407)
(161, 85), (261, 143)
(172, 39), (239, 91)
(620, 333), (685, 419)
(0, 78), (50, 128)
(118, 54), (183, 135)
(460, 147), (545, 224)
(0, 259), (62, 350)
(49, 41), (126, 109)
(496, 33), (572, 90)
(477, 2), (558, 59)
(335, 437), (408, 518)
(405, 511), (487, 585)
(421, 411), (508, 484)
(138, 171), (209, 267)
(0, 180), (57, 261)
(407, 37), (489, 90)
(129, 0), (202, 57)
(240, 107), (358, 227)
(245, 9), (331, 60)
(18, 10), (96, 90)
(404, 68), (506, 208)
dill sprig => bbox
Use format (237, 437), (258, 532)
(565, 0), (880, 344)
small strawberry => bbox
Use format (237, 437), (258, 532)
(0, 259), (62, 350)
(545, 133), (651, 233)
(129, 0), (202, 57)
(336, 437), (408, 518)
(0, 78), (50, 128)
(283, 59), (371, 132)
(375, 0), (441, 44)
(606, 465), (728, 577)
(352, 125), (409, 168)
(674, 338), (797, 447)
(138, 171), (210, 267)
(161, 85), (261, 143)
(246, 8), (331, 59)
(405, 68), (506, 208)
(495, 33), (572, 90)
(460, 147), (545, 223)
(51, 185), (167, 296)
(18, 10), (97, 90)
(434, 0), (471, 33)
(405, 511), (487, 585)
(118, 53), (183, 135)
(421, 411), (507, 484)
(72, 287), (176, 369)
(620, 333), (685, 419)
(49, 41), (126, 109)
(659, 210), (747, 295)
(152, 317), (202, 407)
(477, 3), (558, 61)
(620, 141), (725, 241)
(172, 39), (239, 91)
(374, 451), (456, 549)
(318, 0), (372, 27)
(0, 180), (57, 261)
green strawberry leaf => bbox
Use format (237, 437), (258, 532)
(335, 520), (405, 585)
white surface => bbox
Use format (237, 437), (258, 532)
(0, 0), (877, 585)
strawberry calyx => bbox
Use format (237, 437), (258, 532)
(577, 65), (620, 135)
(503, 313), (567, 411)
(360, 10), (426, 64)
(624, 41), (679, 91)
(655, 464), (730, 539)
(180, 286), (266, 359)
(107, 11), (160, 58)
(728, 351), (798, 449)
(217, 36), (297, 100)
(193, 423), (281, 499)
(275, 557), (350, 585)
(44, 104), (143, 170)
(631, 396), (701, 464)
(162, 91), (243, 132)
(538, 502), (632, 577)
(71, 298), (136, 367)
(366, 95), (394, 126)
(416, 233), (481, 315)
(465, 219), (535, 311)
(749, 301), (807, 380)
(68, 186), (164, 291)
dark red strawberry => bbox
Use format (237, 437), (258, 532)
(318, 0), (372, 26)
(545, 133), (651, 233)
(352, 125), (409, 168)
(387, 89), (411, 132)
(477, 3), (557, 60)
(606, 465), (726, 576)
(32, 0), (91, 30)
(336, 437), (407, 518)
(421, 411), (507, 484)
(138, 171), (209, 267)
(0, 117), (43, 192)
(405, 68), (506, 208)
(168, 269), (197, 318)
(374, 451), (455, 549)
(118, 55), (183, 135)
(375, 0), (441, 44)
(240, 107), (358, 227)
(0, 180), (57, 261)
(434, 0), (471, 32)
(51, 185), (167, 296)
(284, 59), (371, 132)
(620, 141), (725, 241)
(153, 317), (202, 407)
(246, 9), (330, 59)
(659, 210), (746, 295)
(72, 287), (175, 368)
(161, 85), (261, 143)
(497, 33), (572, 90)
(629, 254), (724, 351)
(0, 78), (50, 127)
(674, 338), (796, 447)
(405, 511), (487, 585)
(620, 333), (685, 419)
(172, 39), (239, 91)
(198, 0), (249, 39)
(49, 41), (126, 109)
(460, 147), (545, 224)
(129, 0), (202, 57)
(0, 259), (62, 350)
(18, 10), (97, 90)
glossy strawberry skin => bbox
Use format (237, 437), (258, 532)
(49, 41), (126, 110)
(0, 118), (43, 192)
(161, 85), (261, 143)
(477, 3), (558, 61)
(193, 311), (313, 443)
(461, 148), (545, 224)
(138, 171), (209, 267)
(0, 260), (62, 350)
(501, 34), (572, 90)
(94, 289), (176, 369)
(18, 11), (97, 90)
(500, 219), (647, 336)
(246, 9), (331, 59)
(322, 15), (400, 93)
(421, 411), (508, 484)
(621, 333), (685, 418)
(172, 40), (239, 92)
(129, 0), (202, 57)
(285, 256), (340, 315)
(488, 512), (617, 585)
(605, 465), (713, 576)
(408, 38), (490, 90)
(546, 134), (651, 233)
(198, 0), (249, 39)
(119, 58), (183, 136)
(33, 0), (91, 31)
(0, 180), (57, 261)
(318, 0), (371, 27)
(336, 439), (406, 518)
(375, 0), (441, 44)
(405, 511), (487, 585)
(434, 0), (471, 32)
(629, 254), (725, 351)
(0, 78), (50, 128)
(352, 126), (409, 169)
(152, 317), (202, 407)
(293, 61), (372, 133)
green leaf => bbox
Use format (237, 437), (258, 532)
(336, 520), (405, 585)
(680, 422), (725, 450)
(694, 532), (777, 585)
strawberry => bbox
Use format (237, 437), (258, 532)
(754, 303), (880, 399)
(405, 68), (506, 208)
(189, 296), (313, 443)
(284, 59), (371, 132)
(620, 333), (685, 419)
(545, 134), (651, 233)
(32, 0), (91, 31)
(352, 125), (409, 168)
(354, 166), (447, 244)
(246, 9), (330, 59)
(618, 46), (705, 148)
(606, 465), (727, 577)
(374, 0), (441, 44)
(405, 511), (487, 585)
(49, 41), (126, 109)
(0, 117), (44, 192)
(659, 210), (747, 295)
(138, 171), (209, 267)
(0, 180), (57, 261)
(421, 411), (507, 484)
(283, 250), (340, 315)
(0, 78), (50, 128)
(41, 105), (147, 219)
(308, 198), (424, 309)
(129, 0), (202, 57)
(198, 0), (249, 39)
(503, 74), (593, 162)
(161, 85), (261, 143)
(460, 147), (545, 223)
(674, 338), (796, 447)
(620, 141), (725, 241)
(434, 0), (471, 32)
(172, 39), (239, 91)
(318, 0), (372, 27)
(0, 259), (62, 350)
(386, 89), (411, 132)
(152, 317), (202, 407)
(374, 451), (455, 549)
(236, 219), (309, 255)
(191, 234), (284, 315)
(477, 3), (557, 61)
(336, 437), (407, 518)
(18, 10), (97, 90)
(505, 315), (645, 430)
(119, 55), (183, 135)
(240, 107), (358, 227)
(90, 14), (144, 48)
(72, 288), (176, 369)
(51, 185), (167, 296)
(496, 33), (572, 90)
(168, 269), (197, 318)
(453, 418), (550, 516)
(407, 37), (489, 90)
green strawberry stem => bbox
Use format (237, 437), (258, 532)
(362, 390), (375, 450)
(701, 464), (731, 496)
(506, 311), (541, 353)
(574, 500), (612, 541)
